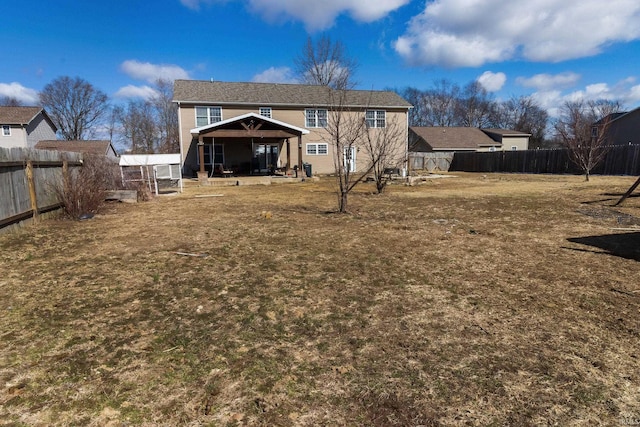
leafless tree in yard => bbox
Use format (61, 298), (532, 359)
(295, 35), (357, 90)
(297, 36), (370, 212)
(554, 99), (622, 181)
(362, 115), (406, 194)
(39, 76), (109, 140)
(324, 89), (370, 212)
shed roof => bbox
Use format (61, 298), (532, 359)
(119, 154), (181, 166)
(173, 80), (413, 109)
(36, 140), (116, 156)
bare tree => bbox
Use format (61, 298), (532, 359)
(295, 35), (357, 90)
(39, 76), (109, 140)
(455, 81), (495, 128)
(398, 87), (430, 127)
(425, 79), (461, 126)
(115, 100), (158, 153)
(322, 89), (370, 212)
(297, 37), (369, 212)
(554, 99), (621, 181)
(151, 79), (179, 153)
(0, 96), (23, 107)
(361, 114), (406, 194)
(493, 96), (548, 147)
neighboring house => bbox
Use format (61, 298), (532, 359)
(35, 140), (119, 158)
(0, 106), (57, 149)
(597, 107), (640, 146)
(481, 129), (530, 151)
(173, 80), (412, 176)
(409, 127), (530, 152)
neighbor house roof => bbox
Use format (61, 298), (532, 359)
(0, 106), (46, 125)
(173, 80), (413, 109)
(481, 129), (531, 137)
(410, 127), (499, 151)
(35, 140), (117, 156)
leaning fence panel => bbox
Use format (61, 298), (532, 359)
(0, 147), (82, 234)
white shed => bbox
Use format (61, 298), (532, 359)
(119, 154), (183, 194)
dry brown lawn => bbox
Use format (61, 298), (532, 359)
(1, 173), (639, 426)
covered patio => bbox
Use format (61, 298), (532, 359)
(189, 112), (310, 179)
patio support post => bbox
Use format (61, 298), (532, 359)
(297, 135), (303, 174)
(198, 140), (205, 174)
(197, 139), (210, 185)
(286, 138), (291, 173)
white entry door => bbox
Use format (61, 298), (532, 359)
(343, 146), (356, 173)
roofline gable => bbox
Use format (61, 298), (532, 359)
(190, 112), (310, 135)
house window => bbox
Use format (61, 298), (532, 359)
(2, 125), (10, 136)
(259, 107), (272, 118)
(306, 143), (328, 155)
(195, 106), (222, 127)
(202, 143), (224, 166)
(305, 109), (328, 128)
(489, 147), (496, 152)
(511, 146), (518, 151)
(365, 110), (386, 128)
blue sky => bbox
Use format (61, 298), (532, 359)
(2, 0), (640, 117)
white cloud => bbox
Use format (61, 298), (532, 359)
(114, 85), (159, 100)
(181, 0), (409, 31)
(179, 0), (229, 10)
(394, 0), (640, 67)
(516, 72), (581, 91)
(477, 71), (506, 92)
(0, 82), (39, 105)
(252, 67), (298, 84)
(120, 60), (190, 83)
(530, 77), (640, 117)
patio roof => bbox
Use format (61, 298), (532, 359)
(190, 112), (310, 138)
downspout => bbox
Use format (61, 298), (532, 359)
(404, 108), (410, 178)
(177, 101), (184, 176)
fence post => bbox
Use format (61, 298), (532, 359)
(26, 160), (38, 222)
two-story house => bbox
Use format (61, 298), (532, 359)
(595, 106), (640, 146)
(0, 106), (57, 149)
(173, 80), (412, 177)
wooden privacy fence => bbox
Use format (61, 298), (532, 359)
(450, 145), (640, 176)
(409, 152), (455, 172)
(0, 147), (82, 234)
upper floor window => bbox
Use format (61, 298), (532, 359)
(196, 106), (222, 127)
(2, 125), (10, 136)
(305, 109), (328, 128)
(366, 110), (386, 128)
(259, 107), (272, 118)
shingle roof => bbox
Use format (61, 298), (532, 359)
(410, 127), (498, 150)
(0, 106), (43, 125)
(35, 140), (115, 156)
(482, 128), (531, 137)
(173, 80), (413, 109)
